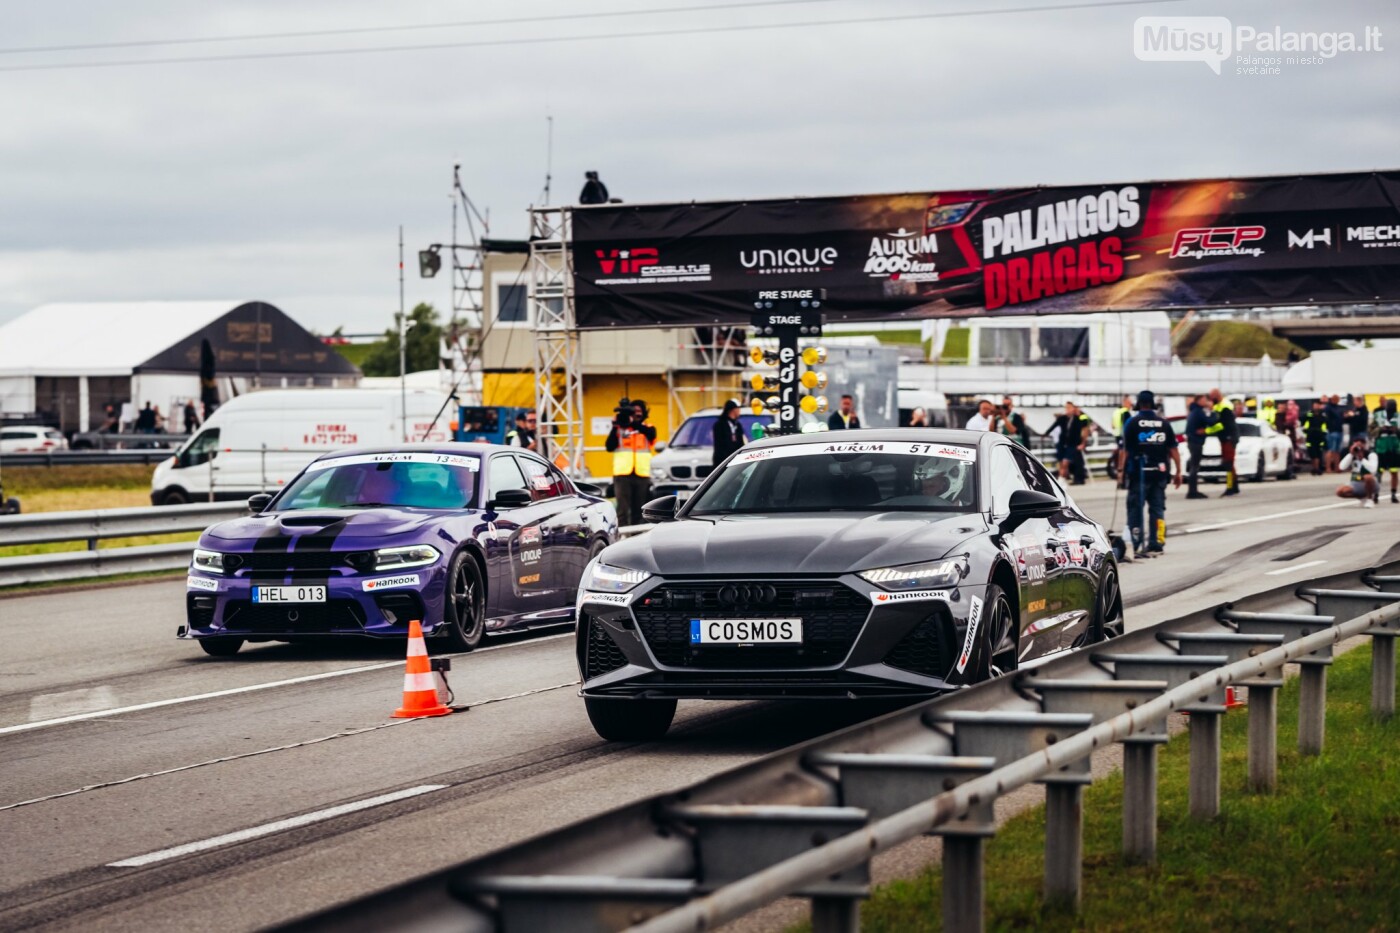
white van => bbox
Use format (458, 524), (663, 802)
(898, 387), (953, 428)
(150, 388), (452, 505)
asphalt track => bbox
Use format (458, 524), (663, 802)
(1, 473), (1396, 931)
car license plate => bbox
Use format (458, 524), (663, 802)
(252, 585), (326, 604)
(690, 618), (802, 645)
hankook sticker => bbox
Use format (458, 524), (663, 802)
(870, 589), (951, 605)
(955, 595), (984, 674)
(362, 574), (420, 591)
(186, 576), (219, 591)
(583, 592), (633, 607)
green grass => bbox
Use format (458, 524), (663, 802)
(333, 341), (382, 369)
(796, 644), (1399, 932)
(832, 328), (926, 347)
(940, 326), (970, 364)
(1175, 321), (1312, 362)
(0, 531), (199, 559)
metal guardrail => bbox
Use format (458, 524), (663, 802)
(0, 449), (180, 467)
(0, 502), (247, 587)
(0, 502), (651, 588)
(279, 561), (1400, 933)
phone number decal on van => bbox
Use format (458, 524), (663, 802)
(306, 452), (481, 472)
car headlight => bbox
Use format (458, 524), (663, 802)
(372, 544), (440, 571)
(192, 548), (229, 574)
(582, 561), (652, 593)
(859, 557), (967, 591)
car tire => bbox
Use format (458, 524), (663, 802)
(3, 497), (20, 515)
(584, 696), (676, 742)
(199, 636), (244, 657)
(1075, 565), (1124, 648)
(1253, 455), (1266, 483)
(1282, 455), (1296, 481)
(442, 550), (486, 652)
(978, 583), (1019, 682)
(160, 488), (189, 506)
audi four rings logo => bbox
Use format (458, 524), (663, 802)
(717, 583), (778, 608)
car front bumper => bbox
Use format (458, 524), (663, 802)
(576, 575), (988, 700)
(181, 564), (449, 641)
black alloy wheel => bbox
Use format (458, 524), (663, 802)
(585, 696), (677, 742)
(443, 550), (486, 651)
(981, 583), (1019, 681)
(1074, 565), (1124, 649)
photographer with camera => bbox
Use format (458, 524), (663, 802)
(606, 397), (657, 526)
(1370, 397), (1399, 504)
(1337, 434), (1379, 507)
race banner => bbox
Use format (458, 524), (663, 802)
(568, 170), (1400, 329)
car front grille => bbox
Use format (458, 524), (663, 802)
(238, 551), (353, 574)
(372, 592), (425, 626)
(633, 581), (868, 670)
(222, 599), (366, 634)
(584, 618), (629, 679)
(671, 466), (692, 479)
(883, 610), (954, 678)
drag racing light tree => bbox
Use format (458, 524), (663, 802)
(749, 289), (827, 435)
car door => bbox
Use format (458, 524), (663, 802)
(483, 453), (561, 615)
(517, 454), (590, 598)
(987, 445), (1057, 662)
(1013, 447), (1096, 649)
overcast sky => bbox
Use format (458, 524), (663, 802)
(1, 0), (1396, 335)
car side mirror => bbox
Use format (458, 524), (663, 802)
(641, 495), (679, 523)
(653, 440), (667, 453)
(490, 488), (532, 509)
(575, 481), (604, 497)
(1000, 489), (1060, 533)
(247, 493), (273, 514)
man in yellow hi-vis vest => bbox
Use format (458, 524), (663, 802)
(606, 398), (657, 527)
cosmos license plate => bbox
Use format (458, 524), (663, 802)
(690, 618), (802, 645)
(252, 585), (326, 604)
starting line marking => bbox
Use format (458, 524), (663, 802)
(0, 632), (573, 737)
(1265, 559), (1328, 576)
(107, 785), (446, 867)
(1183, 502), (1352, 534)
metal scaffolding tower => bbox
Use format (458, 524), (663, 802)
(443, 164), (488, 403)
(529, 205), (585, 474)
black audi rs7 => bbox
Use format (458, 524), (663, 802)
(575, 429), (1124, 740)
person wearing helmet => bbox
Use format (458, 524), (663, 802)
(712, 399), (746, 465)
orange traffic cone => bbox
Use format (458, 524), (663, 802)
(392, 620), (452, 718)
(1225, 685), (1246, 710)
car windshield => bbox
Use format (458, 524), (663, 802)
(274, 453), (479, 510)
(1237, 422), (1262, 437)
(670, 414), (772, 447)
(686, 441), (979, 514)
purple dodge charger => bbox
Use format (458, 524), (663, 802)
(180, 444), (616, 656)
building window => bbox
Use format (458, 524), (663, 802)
(496, 284), (528, 325)
(1038, 327), (1090, 363)
(978, 328), (1030, 364)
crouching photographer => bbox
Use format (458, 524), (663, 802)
(1336, 436), (1379, 508)
(606, 397), (657, 526)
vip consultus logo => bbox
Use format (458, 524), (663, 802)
(595, 247), (658, 274)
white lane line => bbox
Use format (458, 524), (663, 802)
(1265, 559), (1328, 576)
(1183, 502), (1352, 534)
(107, 784), (446, 867)
(0, 681), (580, 813)
(0, 631), (573, 737)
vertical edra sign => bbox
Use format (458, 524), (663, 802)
(1134, 16), (1384, 75)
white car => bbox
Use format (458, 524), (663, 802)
(0, 424), (67, 453)
(1200, 417), (1295, 482)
